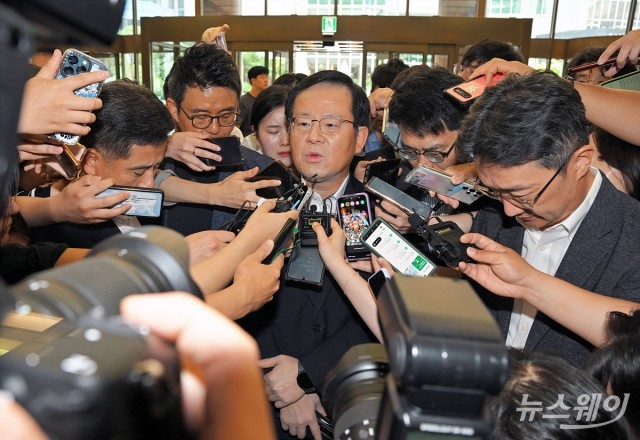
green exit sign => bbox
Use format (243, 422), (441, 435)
(322, 16), (337, 35)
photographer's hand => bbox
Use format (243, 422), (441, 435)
(19, 49), (109, 136)
(201, 23), (230, 45)
(165, 132), (221, 172)
(0, 395), (48, 440)
(457, 232), (538, 299)
(258, 354), (304, 408)
(120, 292), (275, 440)
(468, 58), (535, 84)
(599, 29), (640, 76)
(279, 394), (326, 440)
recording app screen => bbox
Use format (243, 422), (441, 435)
(339, 196), (370, 256)
(363, 222), (435, 277)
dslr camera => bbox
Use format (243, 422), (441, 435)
(0, 227), (201, 440)
(322, 276), (509, 440)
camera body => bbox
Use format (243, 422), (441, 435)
(323, 276), (509, 440)
(0, 311), (187, 440)
(409, 214), (472, 268)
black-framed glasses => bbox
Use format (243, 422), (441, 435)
(397, 142), (456, 164)
(179, 106), (239, 129)
(483, 157), (570, 209)
(289, 116), (355, 136)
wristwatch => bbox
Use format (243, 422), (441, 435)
(296, 361), (317, 394)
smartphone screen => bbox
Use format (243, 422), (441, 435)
(337, 193), (372, 261)
(364, 159), (401, 185)
(361, 218), (436, 277)
(382, 107), (401, 148)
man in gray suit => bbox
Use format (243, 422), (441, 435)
(456, 71), (640, 367)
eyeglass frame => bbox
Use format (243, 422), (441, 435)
(482, 156), (570, 209)
(396, 141), (457, 164)
(178, 106), (240, 129)
(288, 116), (356, 136)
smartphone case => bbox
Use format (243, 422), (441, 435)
(49, 49), (108, 145)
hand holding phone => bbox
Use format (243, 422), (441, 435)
(360, 217), (436, 277)
(246, 160), (300, 199)
(197, 136), (243, 168)
(19, 50), (109, 137)
(96, 186), (164, 217)
(337, 193), (373, 261)
(444, 73), (504, 106)
(48, 49), (108, 145)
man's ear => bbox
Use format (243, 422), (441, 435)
(82, 149), (101, 176)
(572, 143), (595, 178)
(166, 98), (180, 122)
(354, 125), (369, 156)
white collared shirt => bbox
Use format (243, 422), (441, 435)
(506, 169), (602, 349)
(305, 175), (350, 216)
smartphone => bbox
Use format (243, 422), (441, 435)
(444, 73), (504, 106)
(600, 70), (640, 91)
(214, 31), (227, 51)
(367, 268), (391, 297)
(49, 49), (108, 145)
(246, 160), (300, 199)
(261, 218), (297, 264)
(198, 136), (243, 168)
(404, 165), (486, 205)
(364, 176), (433, 218)
(96, 186), (164, 217)
(364, 159), (401, 185)
(381, 107), (401, 148)
(337, 193), (373, 261)
(360, 217), (436, 277)
(567, 56), (617, 74)
(45, 142), (86, 180)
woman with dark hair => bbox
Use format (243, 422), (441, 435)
(591, 127), (640, 200)
(242, 85), (294, 170)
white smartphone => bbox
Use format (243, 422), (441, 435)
(96, 186), (164, 217)
(360, 217), (436, 277)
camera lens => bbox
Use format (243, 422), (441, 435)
(322, 344), (389, 440)
(11, 226), (202, 320)
(68, 55), (79, 64)
(62, 66), (74, 76)
(76, 65), (88, 73)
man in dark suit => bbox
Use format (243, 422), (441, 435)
(239, 71), (377, 440)
(456, 71), (640, 367)
(158, 43), (277, 235)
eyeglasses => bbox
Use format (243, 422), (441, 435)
(483, 157), (569, 209)
(571, 68), (608, 84)
(397, 142), (456, 163)
(179, 106), (239, 129)
(289, 116), (355, 136)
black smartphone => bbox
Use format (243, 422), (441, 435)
(49, 49), (108, 145)
(364, 159), (401, 185)
(360, 217), (436, 277)
(337, 192), (373, 261)
(381, 107), (401, 148)
(364, 176), (433, 218)
(198, 136), (243, 168)
(246, 160), (300, 199)
(261, 218), (297, 264)
(367, 268), (390, 298)
(96, 185), (164, 217)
